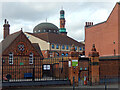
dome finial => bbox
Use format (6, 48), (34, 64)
(61, 6), (63, 10)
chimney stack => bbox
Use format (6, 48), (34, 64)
(3, 19), (10, 39)
(85, 22), (93, 27)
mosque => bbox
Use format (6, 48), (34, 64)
(25, 9), (85, 58)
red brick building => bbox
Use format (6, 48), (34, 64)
(85, 2), (120, 57)
(85, 2), (120, 78)
(1, 19), (43, 79)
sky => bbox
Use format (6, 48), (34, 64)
(0, 0), (119, 42)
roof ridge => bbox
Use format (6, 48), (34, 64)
(2, 30), (22, 53)
(7, 30), (22, 37)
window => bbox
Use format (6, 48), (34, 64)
(56, 44), (59, 49)
(49, 30), (51, 32)
(56, 52), (59, 56)
(79, 47), (82, 51)
(75, 46), (77, 50)
(66, 45), (69, 50)
(9, 52), (13, 65)
(83, 47), (85, 50)
(18, 44), (24, 52)
(80, 68), (82, 70)
(29, 52), (33, 64)
(54, 30), (56, 32)
(38, 30), (40, 32)
(43, 65), (50, 70)
(27, 36), (30, 39)
(85, 68), (87, 70)
(44, 30), (46, 32)
(66, 53), (68, 56)
(52, 44), (54, 49)
(62, 45), (65, 49)
(62, 53), (65, 56)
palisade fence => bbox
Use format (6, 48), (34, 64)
(2, 56), (69, 83)
(2, 56), (120, 87)
(78, 75), (120, 86)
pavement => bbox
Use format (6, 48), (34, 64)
(2, 83), (120, 90)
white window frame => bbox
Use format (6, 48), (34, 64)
(38, 30), (41, 32)
(9, 52), (13, 65)
(29, 52), (33, 64)
(43, 65), (50, 70)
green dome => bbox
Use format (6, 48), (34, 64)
(33, 22), (59, 33)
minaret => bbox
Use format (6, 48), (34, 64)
(59, 9), (67, 35)
(3, 19), (10, 39)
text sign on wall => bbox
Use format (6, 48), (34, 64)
(72, 60), (78, 66)
(68, 61), (71, 67)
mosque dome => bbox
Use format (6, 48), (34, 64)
(33, 22), (59, 34)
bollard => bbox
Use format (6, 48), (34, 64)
(73, 76), (75, 90)
(32, 67), (35, 81)
(105, 76), (107, 90)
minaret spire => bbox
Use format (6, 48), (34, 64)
(46, 18), (47, 22)
(59, 9), (67, 35)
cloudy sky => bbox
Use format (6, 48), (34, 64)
(0, 0), (119, 42)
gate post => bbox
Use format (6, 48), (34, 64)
(68, 44), (79, 85)
(88, 44), (99, 85)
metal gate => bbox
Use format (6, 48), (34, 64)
(2, 56), (70, 87)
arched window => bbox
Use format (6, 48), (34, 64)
(29, 52), (33, 64)
(52, 44), (54, 49)
(62, 53), (65, 56)
(75, 46), (77, 50)
(66, 45), (69, 50)
(79, 47), (82, 51)
(49, 30), (51, 32)
(38, 30), (41, 32)
(44, 30), (46, 32)
(56, 44), (59, 49)
(56, 52), (59, 56)
(66, 53), (68, 56)
(62, 45), (65, 49)
(9, 52), (13, 64)
(83, 47), (85, 50)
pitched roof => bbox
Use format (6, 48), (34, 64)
(32, 43), (44, 59)
(1, 30), (22, 53)
(1, 30), (43, 57)
(26, 32), (84, 47)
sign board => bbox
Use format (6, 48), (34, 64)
(72, 60), (78, 66)
(20, 62), (24, 65)
(68, 61), (71, 67)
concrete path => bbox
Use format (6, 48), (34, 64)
(2, 83), (120, 90)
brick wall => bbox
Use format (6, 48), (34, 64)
(85, 3), (120, 57)
(99, 59), (119, 78)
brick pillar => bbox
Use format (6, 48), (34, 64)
(68, 44), (79, 85)
(89, 44), (99, 84)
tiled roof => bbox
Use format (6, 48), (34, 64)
(1, 30), (43, 57)
(1, 30), (22, 53)
(26, 32), (84, 47)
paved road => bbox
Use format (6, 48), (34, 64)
(2, 83), (120, 90)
